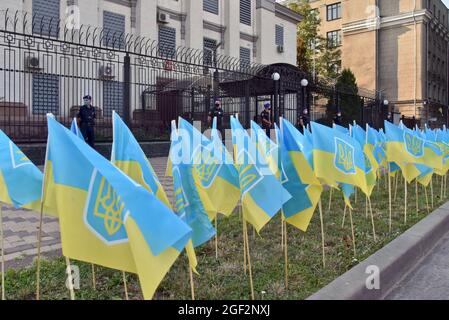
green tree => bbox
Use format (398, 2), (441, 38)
(288, 0), (341, 82)
(326, 68), (362, 126)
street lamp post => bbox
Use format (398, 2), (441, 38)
(301, 79), (309, 118)
(272, 72), (281, 124)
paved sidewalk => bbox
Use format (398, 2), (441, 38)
(385, 231), (449, 300)
(1, 157), (172, 270)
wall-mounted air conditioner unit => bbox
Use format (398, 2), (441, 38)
(157, 12), (169, 24)
(99, 65), (115, 80)
(26, 56), (42, 71)
(277, 45), (284, 53)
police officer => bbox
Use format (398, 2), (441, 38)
(333, 111), (342, 126)
(297, 110), (310, 134)
(260, 102), (272, 137)
(77, 95), (96, 148)
(208, 100), (224, 137)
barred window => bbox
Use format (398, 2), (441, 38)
(32, 0), (60, 37)
(240, 0), (252, 26)
(240, 47), (251, 70)
(204, 38), (217, 66)
(103, 81), (124, 117)
(204, 0), (219, 15)
(103, 11), (125, 49)
(159, 26), (176, 58)
(327, 2), (341, 21)
(33, 74), (59, 115)
(327, 30), (342, 48)
(275, 25), (284, 46)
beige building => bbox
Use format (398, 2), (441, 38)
(295, 0), (449, 124)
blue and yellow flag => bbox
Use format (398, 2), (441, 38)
(311, 122), (369, 195)
(0, 130), (43, 210)
(179, 117), (240, 218)
(168, 119), (216, 247)
(70, 118), (84, 140)
(230, 116), (291, 232)
(45, 116), (192, 299)
(111, 111), (170, 208)
(277, 119), (323, 231)
(111, 112), (197, 272)
(385, 121), (443, 172)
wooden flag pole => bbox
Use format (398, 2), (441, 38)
(35, 200), (45, 300)
(243, 220), (255, 300)
(65, 257), (75, 300)
(349, 207), (356, 256)
(424, 185), (430, 214)
(394, 173), (399, 202)
(189, 265), (195, 300)
(365, 196), (368, 219)
(355, 186), (358, 204)
(281, 214), (284, 249)
(284, 219), (288, 290)
(215, 214), (218, 260)
(341, 204), (348, 228)
(318, 200), (326, 268)
(404, 179), (408, 224)
(91, 264), (96, 290)
(242, 205), (247, 276)
(415, 180), (419, 216)
(1, 205), (5, 300)
(327, 188), (333, 214)
(430, 176), (434, 208)
(122, 271), (129, 300)
(441, 175), (444, 200)
(367, 197), (377, 241)
(388, 166), (392, 233)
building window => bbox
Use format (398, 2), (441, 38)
(327, 30), (341, 48)
(103, 11), (125, 49)
(275, 25), (284, 46)
(240, 47), (251, 70)
(204, 0), (219, 15)
(32, 0), (60, 37)
(103, 81), (124, 117)
(33, 74), (59, 115)
(159, 26), (176, 58)
(204, 38), (217, 66)
(327, 2), (341, 21)
(240, 0), (252, 26)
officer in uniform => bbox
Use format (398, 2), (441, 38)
(77, 95), (96, 148)
(208, 100), (224, 138)
(297, 110), (310, 134)
(333, 111), (342, 126)
(260, 102), (272, 137)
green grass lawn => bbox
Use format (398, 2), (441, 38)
(3, 173), (448, 300)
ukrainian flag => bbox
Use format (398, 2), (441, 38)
(277, 119), (323, 231)
(311, 122), (369, 195)
(385, 121), (443, 171)
(230, 116), (291, 232)
(334, 123), (349, 135)
(250, 120), (281, 178)
(45, 116), (192, 299)
(352, 124), (377, 196)
(111, 111), (170, 208)
(0, 130), (43, 210)
(111, 112), (197, 272)
(70, 118), (84, 140)
(178, 117), (240, 218)
(168, 120), (216, 247)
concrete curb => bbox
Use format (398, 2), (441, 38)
(307, 201), (449, 300)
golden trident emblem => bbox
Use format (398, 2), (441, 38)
(336, 141), (354, 172)
(93, 177), (125, 236)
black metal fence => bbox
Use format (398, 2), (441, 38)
(0, 10), (383, 143)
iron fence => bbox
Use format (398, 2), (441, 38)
(0, 9), (384, 143)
